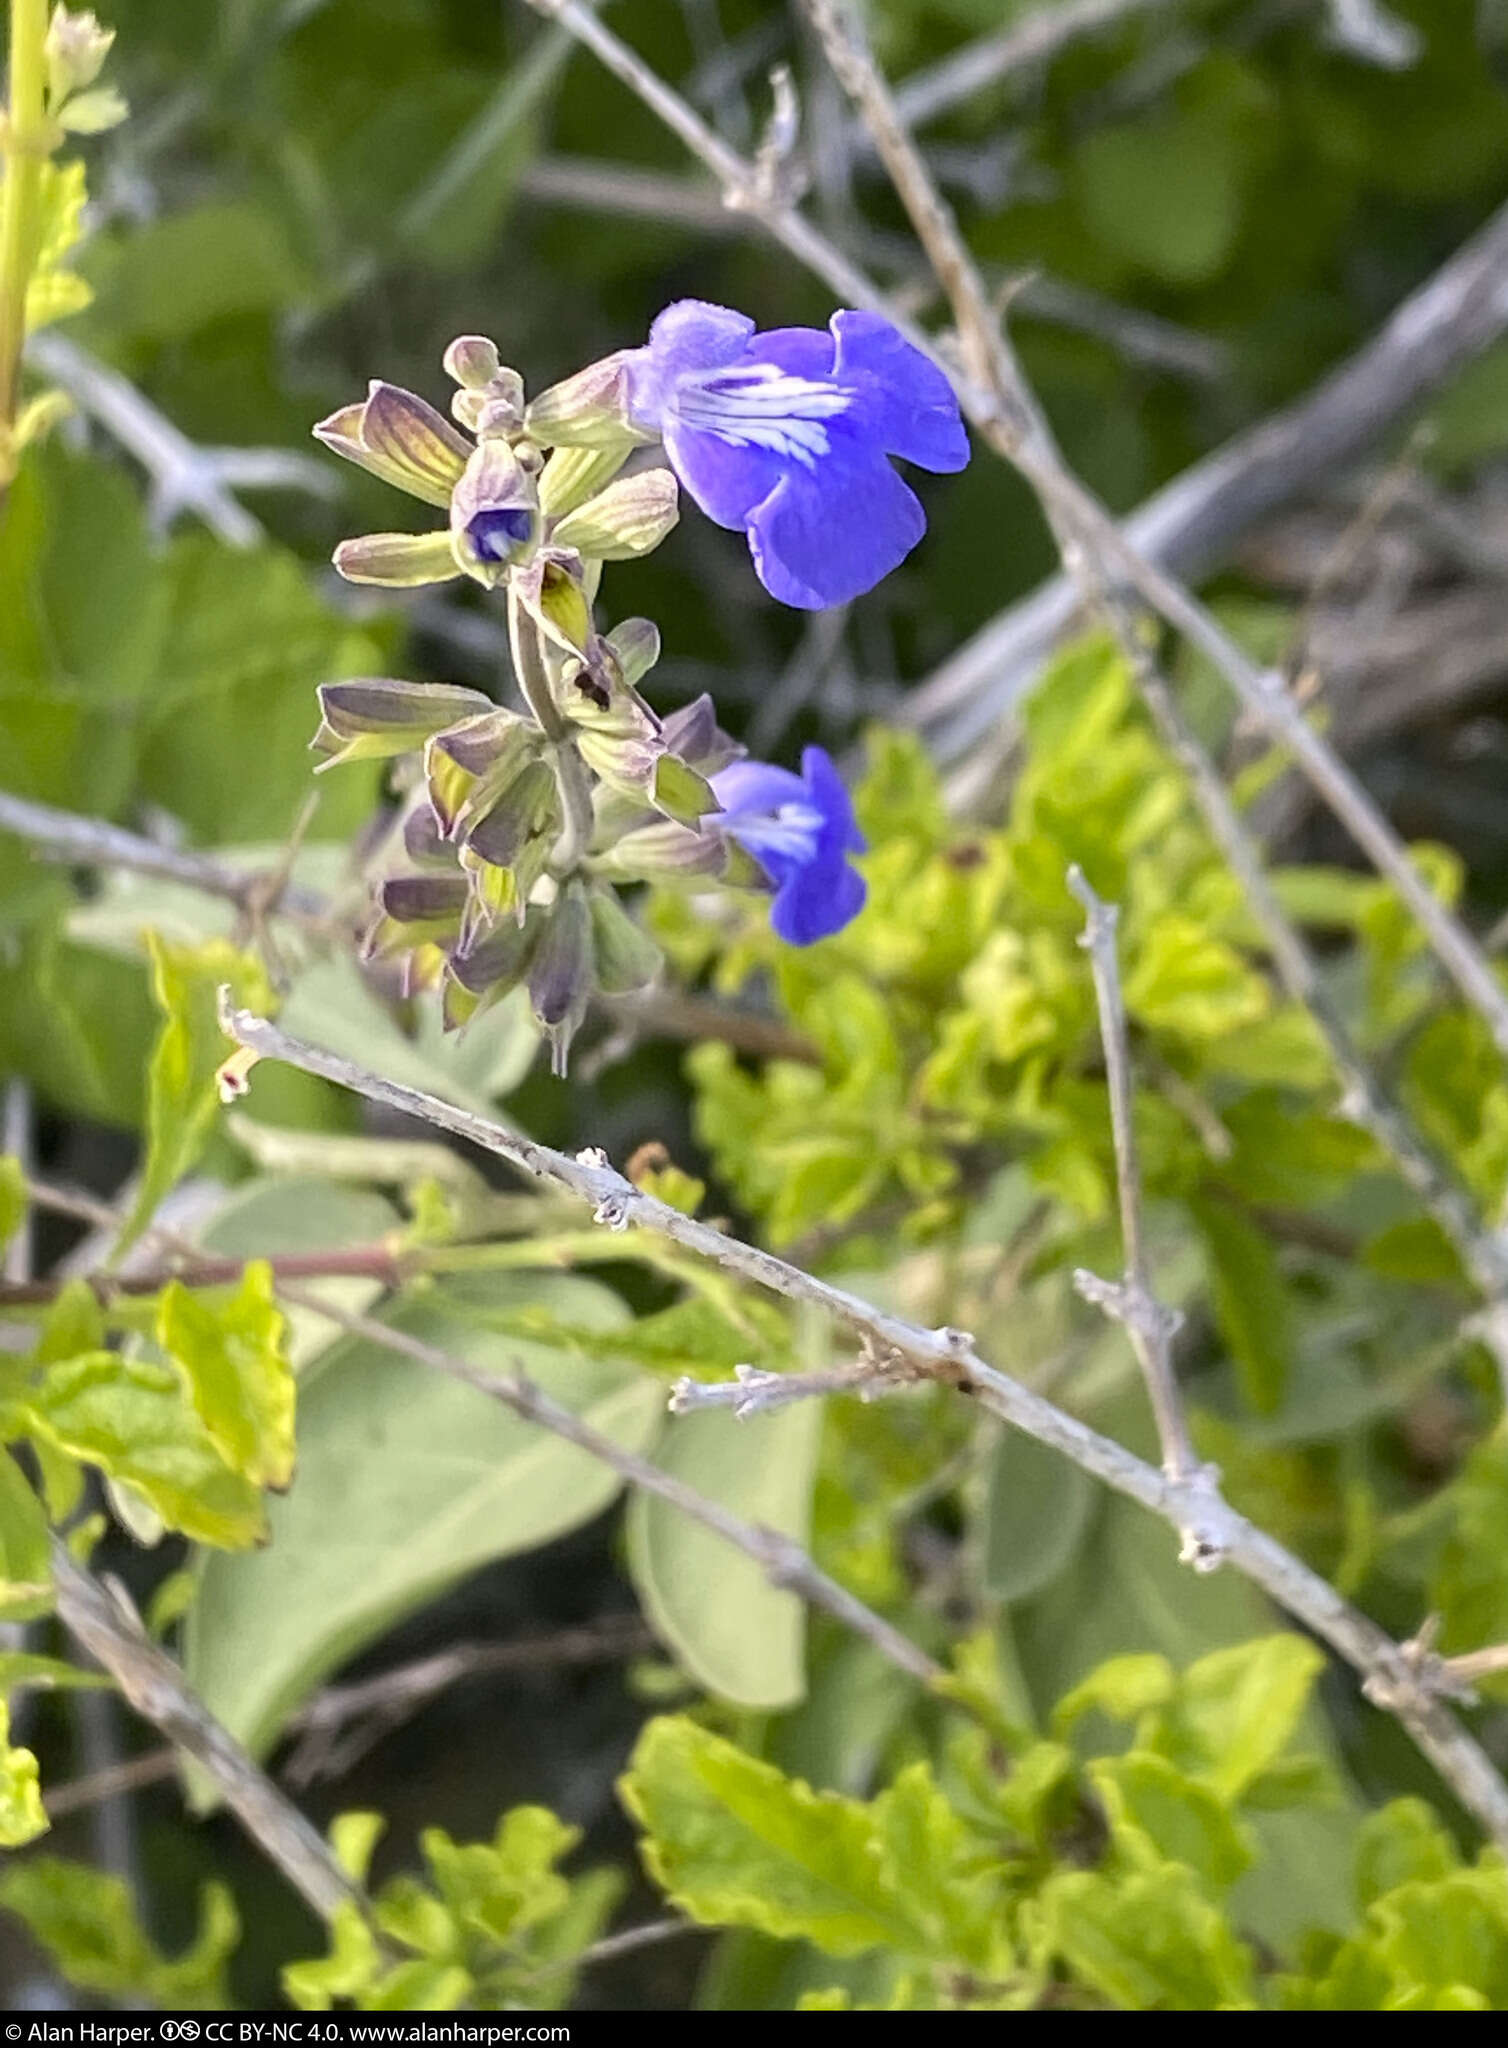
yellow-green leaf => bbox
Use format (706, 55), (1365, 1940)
(122, 934), (271, 1249)
(0, 1859), (238, 2006)
(620, 1716), (926, 1959)
(157, 1261), (294, 1489)
(0, 1448), (53, 1621)
(0, 1701), (47, 1847)
(23, 1353), (265, 1548)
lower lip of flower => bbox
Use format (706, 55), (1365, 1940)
(466, 507), (534, 561)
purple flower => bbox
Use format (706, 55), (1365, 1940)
(713, 745), (866, 944)
(620, 300), (969, 609)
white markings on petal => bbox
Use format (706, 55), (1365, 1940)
(727, 800), (823, 865)
(671, 363), (851, 467)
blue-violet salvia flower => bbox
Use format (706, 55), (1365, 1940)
(620, 301), (969, 609)
(712, 745), (866, 944)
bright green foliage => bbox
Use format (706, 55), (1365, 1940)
(0, 1859), (238, 2005)
(284, 1805), (620, 2011)
(16, 1350), (266, 1548)
(3, 0), (1508, 2018)
(662, 640), (1353, 1248)
(157, 1261), (295, 1489)
(0, 1445), (53, 1620)
(1276, 1804), (1508, 2010)
(623, 1717), (948, 1961)
(0, 1703), (47, 1850)
(24, 160), (93, 332)
(122, 934), (273, 1248)
(624, 1634), (1336, 2007)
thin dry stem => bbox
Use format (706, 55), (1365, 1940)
(50, 1544), (364, 1926)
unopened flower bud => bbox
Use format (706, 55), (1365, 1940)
(525, 353), (657, 452)
(660, 692), (743, 776)
(46, 6), (114, 102)
(528, 881), (594, 1074)
(311, 678), (492, 770)
(443, 911), (541, 1032)
(314, 382), (471, 510)
(362, 864), (469, 973)
(424, 709), (539, 838)
(332, 530), (460, 589)
(551, 469), (679, 563)
(401, 796), (453, 868)
(460, 761), (563, 929)
(443, 335), (501, 389)
(589, 888), (662, 996)
(599, 819), (732, 885)
(604, 617), (660, 689)
(539, 445), (632, 520)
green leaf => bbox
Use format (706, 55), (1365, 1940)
(1354, 1799), (1460, 1910)
(1149, 1635), (1326, 1802)
(422, 1806), (577, 1944)
(195, 1173), (400, 1369)
(21, 1352), (265, 1548)
(627, 1400), (821, 1710)
(0, 1652), (110, 1694)
(82, 199), (309, 346)
(0, 1446), (53, 1620)
(1432, 1436), (1508, 1689)
(284, 1901), (382, 2012)
(983, 1428), (1095, 1603)
(24, 159), (91, 333)
(1123, 916), (1269, 1041)
(1367, 1869), (1508, 2008)
(1089, 1751), (1253, 1892)
(185, 1271), (662, 1761)
(0, 1859), (240, 2005)
(620, 1716), (927, 1959)
(122, 933), (271, 1249)
(1053, 1654), (1175, 1738)
(0, 1700), (47, 1847)
(1193, 1200), (1293, 1414)
(867, 1762), (1004, 1974)
(1039, 1864), (1256, 2009)
(157, 1260), (295, 1488)
(0, 1157), (24, 1260)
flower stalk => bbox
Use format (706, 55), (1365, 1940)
(310, 301), (952, 1067)
(0, 0), (51, 479)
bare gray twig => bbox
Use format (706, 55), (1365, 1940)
(908, 194), (1508, 762)
(892, 0), (1179, 133)
(50, 1542), (363, 1926)
(0, 789), (328, 921)
(221, 1003), (1508, 1855)
(26, 332), (332, 545)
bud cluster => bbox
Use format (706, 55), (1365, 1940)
(42, 6), (127, 136)
(311, 331), (869, 1074)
